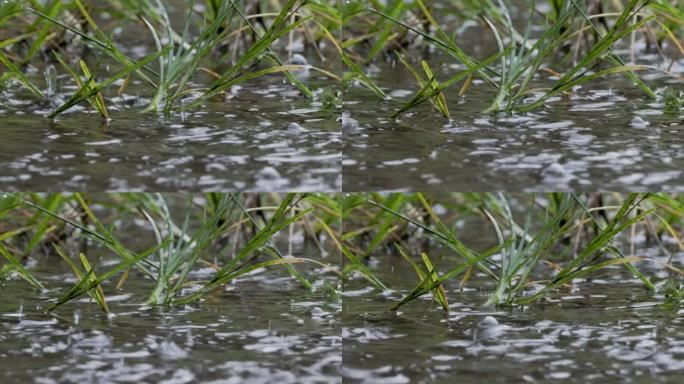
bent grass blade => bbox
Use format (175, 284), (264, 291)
(0, 242), (46, 291)
(48, 46), (172, 118)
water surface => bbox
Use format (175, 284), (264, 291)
(0, 267), (341, 383)
(342, 3), (684, 192)
(343, 66), (684, 192)
(0, 0), (341, 191)
(343, 257), (684, 383)
(0, 73), (341, 191)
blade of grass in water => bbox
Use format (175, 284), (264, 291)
(517, 194), (655, 304)
(569, 0), (655, 98)
(147, 194), (238, 305)
(174, 197), (314, 304)
(517, 3), (656, 112)
(229, 0), (313, 98)
(184, 64), (313, 110)
(396, 244), (449, 311)
(143, 0), (233, 113)
(186, 1), (312, 109)
(368, 198), (500, 280)
(365, 0), (405, 62)
(317, 19), (388, 100)
(53, 52), (109, 118)
(24, 3), (159, 84)
(368, 2), (500, 85)
(363, 193), (406, 259)
(391, 47), (513, 118)
(517, 65), (650, 112)
(0, 50), (46, 99)
(54, 246), (109, 313)
(390, 242), (506, 311)
(23, 0), (62, 64)
(570, 193), (655, 290)
(22, 193), (64, 258)
(397, 54), (451, 119)
(325, 223), (388, 292)
(228, 193), (313, 290)
(48, 239), (171, 312)
(49, 46), (172, 117)
(0, 242), (46, 291)
(19, 194), (157, 276)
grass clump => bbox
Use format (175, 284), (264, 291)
(0, 193), (341, 313)
(342, 0), (683, 117)
(3, 1), (679, 120)
(0, 0), (342, 118)
(342, 193), (684, 311)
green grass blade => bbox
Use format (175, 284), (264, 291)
(319, 216), (387, 291)
(49, 46), (171, 117)
(0, 50), (45, 99)
(391, 244), (503, 311)
(392, 46), (513, 117)
(0, 242), (46, 291)
(48, 239), (170, 312)
(368, 199), (499, 279)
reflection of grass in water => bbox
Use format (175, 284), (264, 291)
(343, 0), (683, 117)
(0, 193), (341, 313)
(342, 193), (684, 311)
(0, 0), (342, 118)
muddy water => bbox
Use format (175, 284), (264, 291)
(342, 64), (684, 192)
(342, 256), (684, 384)
(0, 265), (341, 383)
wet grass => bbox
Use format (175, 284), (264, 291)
(3, 1), (680, 120)
(4, 193), (684, 315)
(342, 0), (683, 117)
(0, 0), (341, 118)
(342, 193), (684, 311)
(0, 192), (341, 313)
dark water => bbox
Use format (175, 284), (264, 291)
(0, 266), (341, 383)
